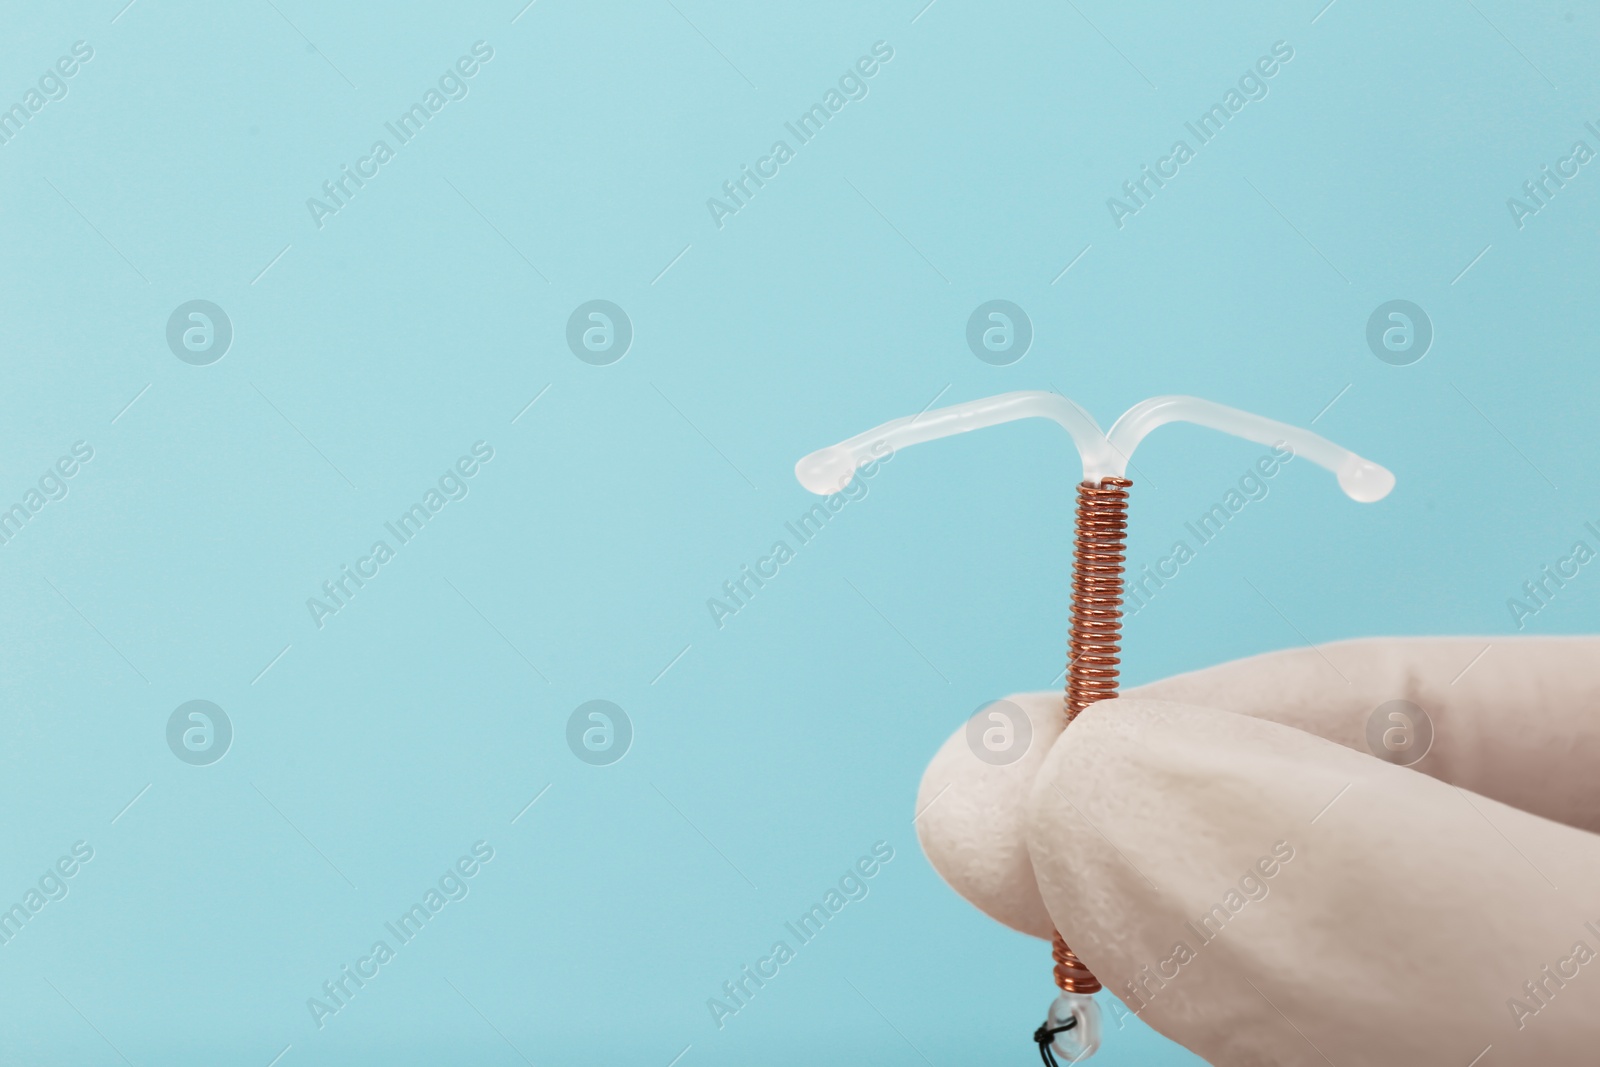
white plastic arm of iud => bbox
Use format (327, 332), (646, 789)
(793, 391), (1116, 494)
(795, 389), (1395, 503)
(1103, 395), (1395, 502)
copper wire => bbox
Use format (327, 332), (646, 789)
(1051, 476), (1132, 996)
(1051, 934), (1102, 995)
(1066, 476), (1132, 724)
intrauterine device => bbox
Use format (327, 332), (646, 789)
(796, 391), (1393, 1063)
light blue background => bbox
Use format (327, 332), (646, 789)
(1, 0), (1595, 1063)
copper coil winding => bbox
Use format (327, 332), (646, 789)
(1051, 932), (1102, 994)
(1051, 476), (1132, 996)
(1066, 476), (1131, 724)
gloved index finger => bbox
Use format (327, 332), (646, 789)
(1128, 635), (1600, 834)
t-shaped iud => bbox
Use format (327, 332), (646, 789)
(796, 391), (1394, 1063)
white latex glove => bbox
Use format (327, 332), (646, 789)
(916, 637), (1600, 1065)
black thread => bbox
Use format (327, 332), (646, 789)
(1032, 1017), (1078, 1066)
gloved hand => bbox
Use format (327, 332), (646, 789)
(916, 636), (1600, 1065)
